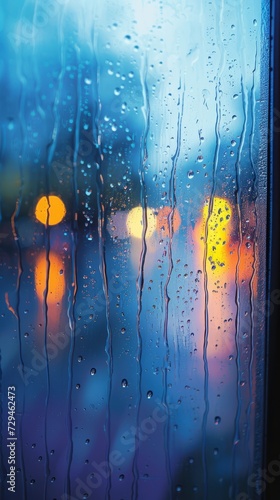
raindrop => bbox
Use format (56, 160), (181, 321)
(147, 390), (153, 399)
(121, 379), (128, 388)
(90, 368), (96, 376)
(84, 78), (92, 85)
(85, 188), (92, 196)
(30, 480), (35, 485)
(119, 474), (125, 481)
(214, 448), (219, 456)
(197, 155), (203, 162)
(85, 438), (90, 444)
(76, 384), (81, 389)
(214, 416), (221, 425)
(51, 477), (56, 483)
(114, 88), (121, 96)
(24, 332), (29, 338)
(188, 170), (194, 179)
(78, 356), (83, 363)
(176, 485), (183, 492)
(121, 327), (126, 334)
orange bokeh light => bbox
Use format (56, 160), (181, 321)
(156, 206), (181, 237)
(35, 195), (66, 226)
(35, 251), (65, 304)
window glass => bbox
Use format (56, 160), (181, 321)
(0, 1), (269, 499)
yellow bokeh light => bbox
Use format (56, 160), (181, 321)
(35, 195), (66, 226)
(199, 197), (233, 274)
(126, 206), (156, 239)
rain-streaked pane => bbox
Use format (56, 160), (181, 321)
(0, 1), (269, 499)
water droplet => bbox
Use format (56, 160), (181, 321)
(214, 448), (219, 456)
(76, 384), (80, 389)
(176, 485), (183, 492)
(85, 438), (90, 444)
(30, 479), (35, 485)
(253, 19), (257, 26)
(119, 474), (125, 481)
(188, 170), (194, 179)
(121, 379), (128, 388)
(197, 155), (203, 162)
(84, 78), (92, 85)
(90, 368), (96, 376)
(78, 356), (83, 363)
(86, 188), (92, 196)
(51, 477), (56, 483)
(24, 332), (29, 338)
(114, 88), (121, 96)
(147, 390), (153, 399)
(121, 327), (126, 334)
(189, 457), (194, 464)
(231, 140), (236, 147)
(38, 456), (42, 461)
(214, 416), (221, 425)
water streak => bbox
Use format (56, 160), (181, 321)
(246, 42), (258, 484)
(131, 54), (150, 500)
(201, 80), (222, 500)
(232, 78), (248, 498)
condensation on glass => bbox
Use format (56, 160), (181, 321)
(0, 1), (269, 499)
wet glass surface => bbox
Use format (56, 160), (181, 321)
(0, 1), (270, 499)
